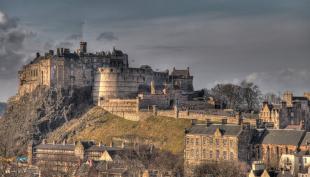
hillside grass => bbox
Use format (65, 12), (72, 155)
(47, 107), (192, 154)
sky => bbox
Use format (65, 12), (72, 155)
(0, 0), (309, 101)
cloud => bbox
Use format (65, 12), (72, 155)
(96, 32), (118, 41)
(55, 41), (73, 48)
(66, 33), (82, 40)
(0, 10), (33, 80)
(245, 68), (310, 94)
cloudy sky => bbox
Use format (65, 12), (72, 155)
(0, 0), (309, 101)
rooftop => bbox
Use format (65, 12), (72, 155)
(187, 124), (243, 136)
(261, 129), (305, 146)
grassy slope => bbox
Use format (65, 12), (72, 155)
(47, 107), (191, 154)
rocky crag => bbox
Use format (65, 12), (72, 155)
(0, 86), (92, 156)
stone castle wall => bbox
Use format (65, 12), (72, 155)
(92, 67), (169, 103)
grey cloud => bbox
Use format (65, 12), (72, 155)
(66, 33), (82, 40)
(96, 32), (118, 41)
(0, 10), (30, 80)
(55, 41), (73, 48)
(245, 68), (310, 94)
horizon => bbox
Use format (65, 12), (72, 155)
(1, 0), (310, 101)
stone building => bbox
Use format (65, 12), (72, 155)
(28, 140), (125, 173)
(258, 129), (306, 167)
(259, 102), (289, 129)
(170, 67), (194, 92)
(184, 120), (253, 176)
(259, 91), (310, 130)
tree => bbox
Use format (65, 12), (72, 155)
(193, 161), (248, 177)
(240, 81), (261, 113)
(210, 84), (243, 110)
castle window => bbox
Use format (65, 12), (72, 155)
(190, 138), (194, 145)
(203, 149), (206, 159)
(196, 149), (199, 159)
(209, 151), (213, 159)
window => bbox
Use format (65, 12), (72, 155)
(186, 138), (190, 145)
(209, 151), (213, 159)
(203, 149), (206, 159)
(305, 158), (307, 164)
(190, 138), (194, 145)
(230, 140), (234, 147)
(191, 149), (194, 158)
(223, 151), (227, 160)
(216, 139), (220, 147)
(223, 139), (227, 147)
(203, 137), (206, 145)
(216, 150), (220, 160)
(209, 137), (213, 144)
(196, 138), (199, 145)
(230, 152), (234, 160)
(196, 149), (199, 159)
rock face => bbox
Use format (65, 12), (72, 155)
(0, 102), (6, 117)
(0, 86), (92, 156)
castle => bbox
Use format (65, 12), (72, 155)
(18, 42), (194, 106)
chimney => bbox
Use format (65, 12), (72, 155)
(222, 118), (227, 124)
(60, 48), (64, 56)
(80, 41), (87, 54)
(36, 52), (40, 58)
(300, 120), (305, 130)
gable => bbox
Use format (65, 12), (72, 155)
(99, 151), (113, 162)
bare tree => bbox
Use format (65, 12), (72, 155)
(240, 81), (261, 113)
(193, 161), (248, 177)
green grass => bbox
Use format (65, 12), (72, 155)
(47, 107), (191, 154)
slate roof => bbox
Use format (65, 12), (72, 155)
(35, 141), (121, 152)
(261, 129), (305, 146)
(187, 124), (243, 136)
(36, 144), (75, 151)
(300, 132), (310, 146)
(293, 96), (308, 101)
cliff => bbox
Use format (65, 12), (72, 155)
(0, 86), (92, 156)
(47, 106), (192, 154)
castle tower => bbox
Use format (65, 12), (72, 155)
(80, 41), (87, 54)
(282, 91), (293, 107)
